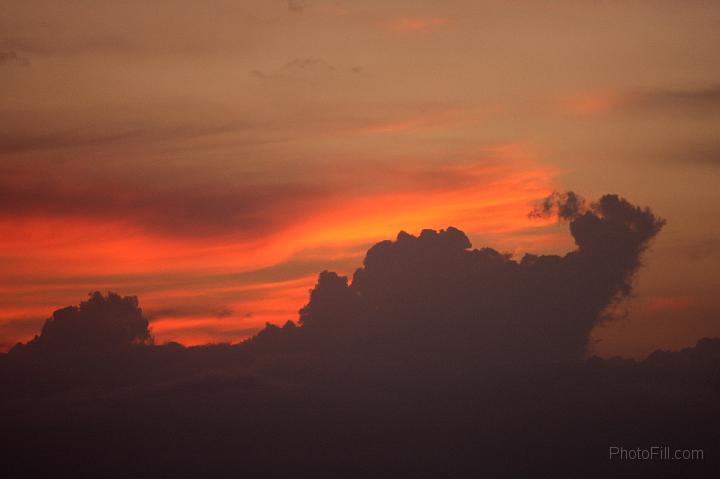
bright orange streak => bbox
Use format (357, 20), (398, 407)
(356, 109), (463, 135)
(560, 90), (624, 115)
(284, 153), (559, 251)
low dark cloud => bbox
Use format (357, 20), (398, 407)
(11, 292), (151, 354)
(0, 174), (333, 239)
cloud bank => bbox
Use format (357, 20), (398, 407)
(252, 191), (664, 364)
(8, 192), (664, 364)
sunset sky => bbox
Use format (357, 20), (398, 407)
(1, 0), (719, 357)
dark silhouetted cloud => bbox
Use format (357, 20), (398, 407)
(529, 190), (587, 220)
(268, 192), (665, 363)
(11, 292), (151, 354)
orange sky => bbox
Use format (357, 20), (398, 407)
(0, 145), (566, 349)
(1, 0), (719, 357)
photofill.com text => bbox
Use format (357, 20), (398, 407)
(609, 446), (703, 461)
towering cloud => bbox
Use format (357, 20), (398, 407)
(281, 192), (665, 363)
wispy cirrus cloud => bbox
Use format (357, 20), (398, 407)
(559, 85), (720, 116)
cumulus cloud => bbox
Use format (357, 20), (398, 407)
(264, 192), (665, 363)
(11, 292), (151, 354)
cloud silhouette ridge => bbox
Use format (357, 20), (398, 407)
(266, 192), (665, 363)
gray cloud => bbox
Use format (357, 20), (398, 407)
(0, 121), (239, 156)
(0, 175), (334, 239)
(643, 142), (720, 167)
(630, 85), (720, 113)
(677, 144), (720, 166)
(0, 101), (264, 156)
